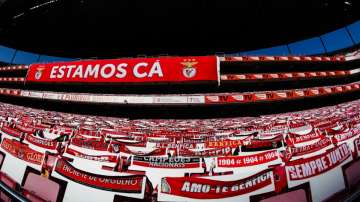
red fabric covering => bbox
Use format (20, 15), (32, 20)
(260, 189), (308, 202)
(345, 160), (360, 188)
(23, 173), (60, 202)
(0, 172), (17, 202)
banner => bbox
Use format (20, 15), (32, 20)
(179, 147), (232, 157)
(65, 147), (118, 162)
(286, 130), (323, 145)
(287, 138), (332, 157)
(160, 169), (273, 199)
(73, 134), (102, 141)
(333, 128), (359, 142)
(119, 146), (166, 156)
(15, 124), (35, 134)
(111, 140), (146, 148)
(25, 134), (57, 150)
(26, 56), (219, 84)
(286, 143), (351, 181)
(132, 156), (201, 169)
(147, 138), (173, 144)
(205, 94), (256, 104)
(71, 138), (109, 151)
(1, 138), (44, 165)
(1, 126), (22, 138)
(156, 142), (196, 149)
(243, 137), (283, 150)
(217, 150), (278, 167)
(205, 139), (244, 149)
(54, 158), (144, 193)
(183, 137), (206, 144)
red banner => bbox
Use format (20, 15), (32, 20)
(333, 128), (359, 142)
(287, 130), (323, 145)
(15, 124), (35, 134)
(25, 134), (57, 150)
(217, 150), (278, 167)
(1, 138), (44, 165)
(55, 158), (144, 193)
(179, 147), (232, 157)
(160, 169), (273, 199)
(65, 147), (117, 162)
(73, 134), (102, 141)
(155, 142), (196, 149)
(111, 140), (146, 148)
(119, 145), (166, 156)
(243, 137), (282, 149)
(1, 126), (22, 138)
(26, 56), (219, 84)
(132, 156), (201, 169)
(286, 143), (351, 181)
(205, 139), (244, 149)
(287, 138), (332, 157)
(71, 138), (109, 151)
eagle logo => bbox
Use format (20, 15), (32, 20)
(161, 178), (171, 194)
(17, 147), (25, 159)
(35, 67), (45, 80)
(181, 59), (198, 78)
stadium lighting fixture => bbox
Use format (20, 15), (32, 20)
(29, 0), (60, 11)
(12, 0), (62, 19)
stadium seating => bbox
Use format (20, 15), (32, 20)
(0, 97), (358, 201)
(0, 50), (358, 201)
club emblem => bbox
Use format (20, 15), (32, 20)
(18, 147), (25, 159)
(181, 59), (198, 78)
(161, 178), (171, 194)
(35, 67), (45, 80)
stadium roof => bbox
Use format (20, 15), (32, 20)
(0, 0), (359, 58)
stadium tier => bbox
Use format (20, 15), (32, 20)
(0, 53), (358, 105)
(0, 81), (358, 105)
(0, 98), (359, 202)
(0, 48), (358, 202)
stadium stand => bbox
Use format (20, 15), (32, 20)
(0, 47), (358, 201)
(0, 3), (359, 200)
(0, 96), (359, 201)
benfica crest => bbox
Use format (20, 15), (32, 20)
(35, 67), (45, 80)
(181, 59), (198, 78)
(161, 178), (171, 193)
(17, 147), (25, 159)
